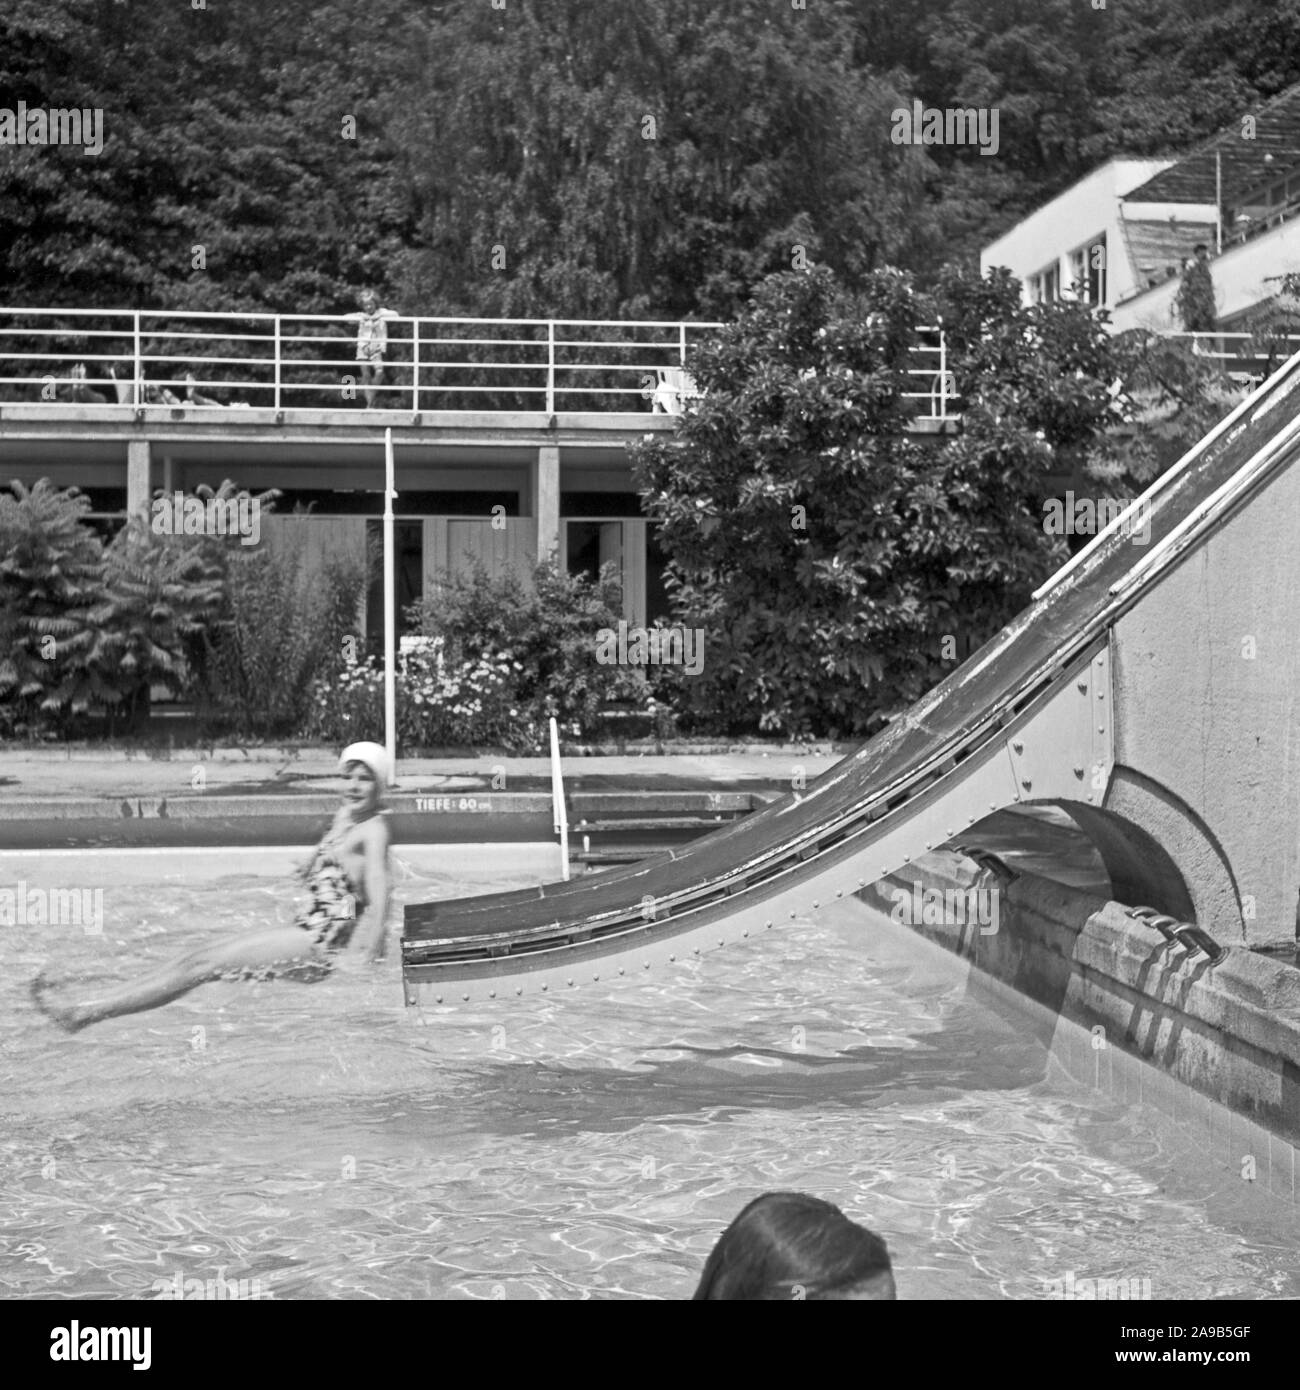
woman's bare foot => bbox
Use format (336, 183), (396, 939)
(30, 973), (89, 1033)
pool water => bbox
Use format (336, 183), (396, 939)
(3, 844), (1299, 1300)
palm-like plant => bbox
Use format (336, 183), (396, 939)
(91, 514), (226, 730)
(0, 479), (105, 724)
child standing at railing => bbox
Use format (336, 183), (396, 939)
(345, 290), (399, 408)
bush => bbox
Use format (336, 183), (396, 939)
(196, 517), (366, 738)
(0, 480), (104, 733)
(0, 480), (225, 736)
(93, 513), (226, 731)
(303, 559), (677, 752)
(300, 645), (384, 745)
(301, 636), (526, 749)
(406, 560), (666, 747)
(396, 635), (522, 747)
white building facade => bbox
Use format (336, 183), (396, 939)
(981, 158), (1217, 321)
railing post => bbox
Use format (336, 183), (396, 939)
(546, 320), (555, 415)
(133, 311), (142, 405)
(273, 315), (282, 412)
(938, 328), (948, 420)
(679, 322), (687, 368)
(411, 317), (419, 415)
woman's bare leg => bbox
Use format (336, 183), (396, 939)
(32, 927), (320, 1033)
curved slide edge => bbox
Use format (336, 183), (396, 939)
(403, 347), (1300, 1005)
(403, 642), (1112, 1005)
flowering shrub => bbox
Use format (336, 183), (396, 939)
(396, 634), (530, 748)
(302, 635), (540, 751)
(303, 562), (679, 752)
(407, 560), (674, 745)
(302, 646), (385, 744)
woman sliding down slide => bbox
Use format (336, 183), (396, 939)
(32, 744), (393, 1033)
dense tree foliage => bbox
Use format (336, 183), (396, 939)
(3, 1), (1292, 743)
(5, 0), (1299, 316)
(0, 0), (927, 319)
(388, 0), (930, 319)
(630, 267), (1133, 738)
(864, 0), (1300, 266)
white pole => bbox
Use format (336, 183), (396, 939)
(384, 428), (397, 786)
(549, 715), (570, 880)
(1215, 148), (1223, 255)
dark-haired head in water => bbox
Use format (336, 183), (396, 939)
(31, 745), (392, 1033)
(692, 1192), (896, 1300)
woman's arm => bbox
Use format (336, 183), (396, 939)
(350, 818), (392, 962)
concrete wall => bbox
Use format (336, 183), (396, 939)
(861, 852), (1300, 1161)
(1108, 451), (1300, 949)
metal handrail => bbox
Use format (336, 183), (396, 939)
(0, 307), (960, 421)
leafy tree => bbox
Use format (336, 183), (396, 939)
(0, 0), (416, 313)
(388, 0), (928, 321)
(5, 0), (1300, 311)
(0, 0), (931, 322)
(631, 266), (1132, 738)
(1101, 330), (1246, 485)
(860, 0), (1300, 269)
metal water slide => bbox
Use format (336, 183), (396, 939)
(402, 353), (1300, 1005)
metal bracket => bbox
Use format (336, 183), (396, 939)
(1005, 644), (1113, 805)
(1127, 905), (1227, 963)
(949, 844), (1020, 886)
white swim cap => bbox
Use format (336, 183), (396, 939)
(339, 741), (392, 788)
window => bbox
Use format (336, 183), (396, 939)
(1066, 238), (1106, 305)
(1078, 235), (1107, 306)
(1030, 262), (1061, 304)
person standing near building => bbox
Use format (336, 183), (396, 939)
(345, 290), (399, 408)
(1176, 244), (1217, 335)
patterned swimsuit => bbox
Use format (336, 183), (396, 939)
(297, 824), (363, 952)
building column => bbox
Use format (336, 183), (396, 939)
(533, 445), (560, 564)
(126, 439), (151, 517)
(623, 519), (647, 626)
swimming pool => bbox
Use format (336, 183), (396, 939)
(3, 842), (1298, 1300)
